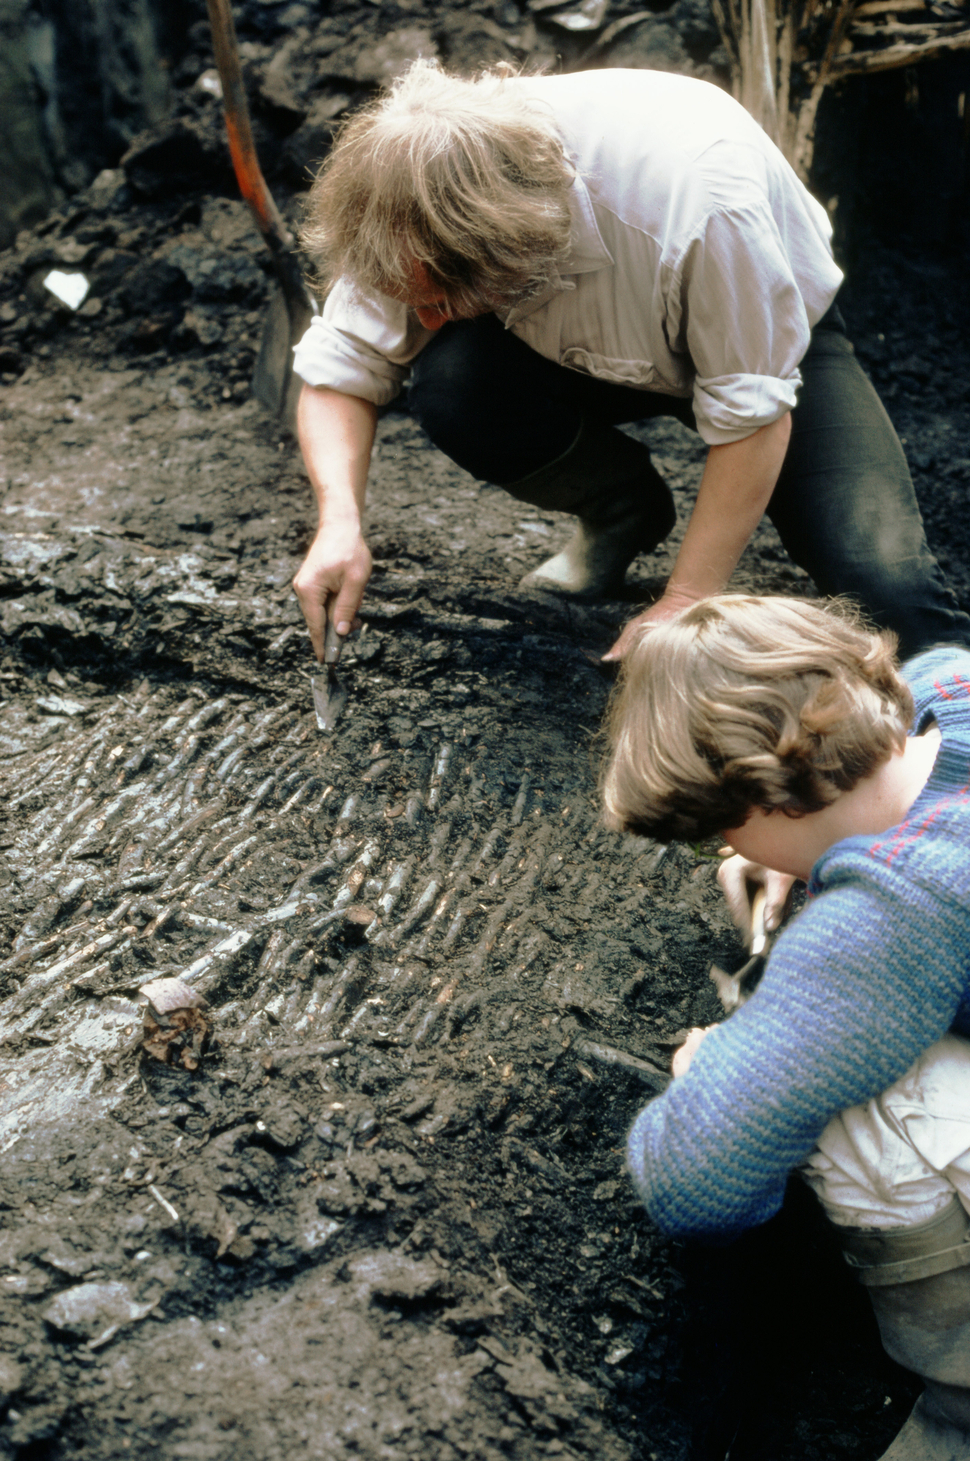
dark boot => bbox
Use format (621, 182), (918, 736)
(840, 1197), (970, 1460)
(503, 418), (676, 598)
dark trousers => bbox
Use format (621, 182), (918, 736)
(409, 310), (970, 660)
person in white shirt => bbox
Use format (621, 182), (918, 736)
(291, 61), (970, 662)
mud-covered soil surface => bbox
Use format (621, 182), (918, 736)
(1, 5), (969, 1456)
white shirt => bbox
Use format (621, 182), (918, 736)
(292, 69), (843, 446)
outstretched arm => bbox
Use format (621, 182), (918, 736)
(292, 384), (378, 661)
(604, 413), (791, 660)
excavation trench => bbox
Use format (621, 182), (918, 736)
(1, 50), (967, 1449)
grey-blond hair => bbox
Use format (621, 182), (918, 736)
(300, 59), (575, 314)
(601, 595), (914, 844)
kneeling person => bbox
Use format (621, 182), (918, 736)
(601, 594), (970, 1459)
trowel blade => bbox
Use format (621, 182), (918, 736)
(311, 669), (348, 732)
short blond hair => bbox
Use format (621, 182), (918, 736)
(300, 60), (574, 314)
(601, 596), (914, 843)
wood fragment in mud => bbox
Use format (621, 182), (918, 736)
(32, 795), (98, 862)
(313, 956), (361, 1031)
(0, 916), (97, 974)
(447, 835), (475, 881)
(427, 742), (452, 810)
(510, 773), (531, 826)
(572, 1038), (669, 1090)
(278, 776), (321, 815)
(265, 1038), (350, 1066)
(291, 974), (331, 1033)
(155, 797), (228, 858)
(176, 910), (238, 934)
(409, 889), (456, 959)
(469, 825), (504, 880)
(118, 739), (157, 783)
(508, 825), (554, 897)
(157, 698), (200, 738)
(335, 794), (359, 833)
(102, 872), (167, 898)
(364, 857), (414, 941)
(427, 817), (454, 868)
(183, 695), (232, 736)
(405, 792), (424, 826)
(252, 928), (287, 983)
(467, 900), (514, 979)
(409, 994), (448, 1046)
(488, 827), (527, 887)
(0, 930), (132, 1019)
(372, 876), (442, 948)
(340, 994), (386, 1038)
(188, 833), (260, 893)
(9, 745), (74, 809)
(194, 826), (257, 875)
(155, 732), (202, 786)
(331, 839), (381, 912)
(152, 839), (213, 897)
(287, 844), (350, 898)
(238, 772), (279, 821)
(147, 1185), (180, 1223)
(439, 898), (474, 954)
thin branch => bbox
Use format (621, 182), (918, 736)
(710, 0), (742, 65)
(854, 0), (954, 13)
(817, 22), (970, 72)
(851, 18), (970, 33)
(817, 0), (864, 83)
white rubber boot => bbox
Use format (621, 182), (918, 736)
(840, 1198), (970, 1461)
(504, 419), (676, 599)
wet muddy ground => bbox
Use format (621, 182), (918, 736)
(2, 9), (970, 1456)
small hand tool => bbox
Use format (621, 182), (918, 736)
(310, 618), (348, 732)
(709, 885), (773, 1014)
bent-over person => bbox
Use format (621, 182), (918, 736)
(601, 594), (970, 1460)
(290, 61), (970, 662)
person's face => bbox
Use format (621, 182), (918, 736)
(721, 807), (815, 881)
(390, 261), (492, 331)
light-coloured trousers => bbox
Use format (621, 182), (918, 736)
(801, 1033), (970, 1229)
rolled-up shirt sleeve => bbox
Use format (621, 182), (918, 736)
(672, 203), (814, 446)
(292, 277), (434, 407)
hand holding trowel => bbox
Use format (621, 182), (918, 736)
(310, 614), (349, 732)
(709, 877), (779, 1014)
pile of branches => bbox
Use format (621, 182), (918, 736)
(712, 0), (970, 175)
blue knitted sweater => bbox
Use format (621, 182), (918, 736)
(627, 647), (970, 1241)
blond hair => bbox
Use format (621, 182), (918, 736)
(601, 596), (914, 843)
(300, 60), (574, 314)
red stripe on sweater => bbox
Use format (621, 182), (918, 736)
(870, 780), (970, 865)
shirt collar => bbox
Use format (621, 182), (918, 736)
(501, 172), (614, 325)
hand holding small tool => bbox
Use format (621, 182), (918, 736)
(716, 853), (795, 944)
(709, 857), (792, 1014)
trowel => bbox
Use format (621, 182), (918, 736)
(310, 618), (348, 732)
(709, 885), (773, 1014)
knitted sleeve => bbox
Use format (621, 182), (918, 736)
(627, 867), (970, 1240)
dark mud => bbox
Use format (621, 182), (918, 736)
(1, 5), (969, 1458)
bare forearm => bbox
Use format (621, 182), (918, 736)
(297, 384), (378, 527)
(293, 384), (379, 659)
(604, 413), (791, 660)
(667, 413), (791, 602)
